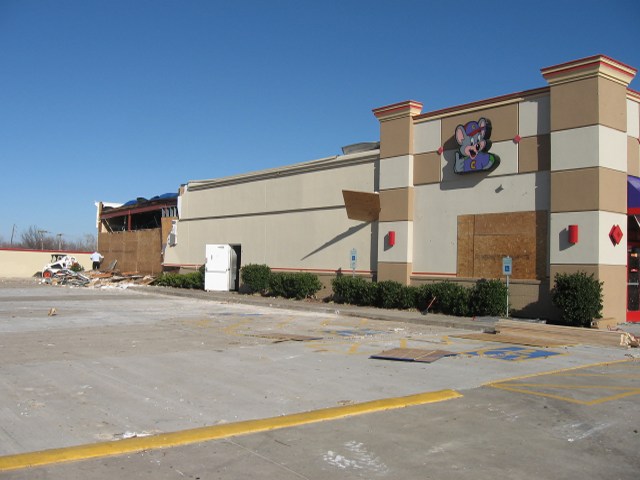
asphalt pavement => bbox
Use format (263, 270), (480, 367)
(0, 279), (638, 479)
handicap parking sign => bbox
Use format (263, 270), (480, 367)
(502, 257), (512, 276)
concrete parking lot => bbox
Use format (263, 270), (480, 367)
(0, 280), (638, 478)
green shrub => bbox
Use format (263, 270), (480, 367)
(268, 272), (322, 300)
(398, 285), (418, 310)
(240, 264), (271, 294)
(331, 276), (378, 306)
(551, 271), (603, 327)
(416, 282), (470, 316)
(375, 281), (403, 309)
(415, 284), (436, 311)
(153, 270), (204, 289)
(375, 281), (416, 309)
(469, 279), (508, 317)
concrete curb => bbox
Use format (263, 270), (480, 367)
(130, 286), (495, 332)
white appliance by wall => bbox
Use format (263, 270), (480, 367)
(205, 244), (237, 291)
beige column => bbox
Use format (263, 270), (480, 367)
(372, 100), (422, 284)
(542, 55), (636, 321)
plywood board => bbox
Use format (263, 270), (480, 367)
(496, 319), (623, 348)
(250, 333), (323, 342)
(370, 348), (457, 363)
(457, 216), (474, 277)
(453, 332), (575, 347)
(342, 190), (380, 222)
(457, 211), (547, 280)
(99, 229), (163, 275)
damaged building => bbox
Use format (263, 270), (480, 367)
(96, 193), (178, 275)
(102, 54), (640, 324)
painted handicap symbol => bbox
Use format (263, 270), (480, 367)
(466, 346), (562, 362)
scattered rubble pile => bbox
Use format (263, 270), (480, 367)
(40, 255), (156, 288)
(42, 269), (91, 287)
(86, 271), (156, 288)
(43, 269), (156, 288)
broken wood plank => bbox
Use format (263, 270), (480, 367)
(370, 348), (456, 363)
(250, 333), (323, 342)
(495, 319), (622, 347)
(453, 332), (575, 347)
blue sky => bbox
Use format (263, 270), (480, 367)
(1, 0), (639, 243)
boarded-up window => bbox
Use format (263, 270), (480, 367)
(457, 211), (547, 280)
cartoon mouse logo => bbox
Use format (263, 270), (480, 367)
(453, 118), (500, 174)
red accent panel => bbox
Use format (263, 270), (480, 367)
(627, 310), (640, 322)
(388, 231), (396, 247)
(568, 225), (579, 244)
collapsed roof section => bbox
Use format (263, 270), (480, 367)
(99, 193), (178, 232)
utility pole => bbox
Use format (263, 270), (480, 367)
(56, 233), (63, 250)
(10, 224), (16, 245)
(37, 230), (49, 250)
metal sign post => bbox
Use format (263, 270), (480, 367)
(350, 248), (357, 276)
(502, 256), (512, 318)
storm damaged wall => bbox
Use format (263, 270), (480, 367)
(98, 229), (162, 275)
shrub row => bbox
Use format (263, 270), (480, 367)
(331, 276), (508, 317)
(153, 270), (204, 289)
(154, 265), (602, 325)
(241, 264), (323, 300)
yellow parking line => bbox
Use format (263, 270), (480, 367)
(222, 319), (252, 336)
(492, 383), (640, 406)
(487, 359), (639, 406)
(483, 359), (632, 386)
(0, 389), (462, 472)
(276, 316), (294, 329)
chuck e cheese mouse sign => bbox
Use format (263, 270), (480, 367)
(453, 117), (500, 174)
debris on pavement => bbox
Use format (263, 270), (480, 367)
(249, 332), (323, 343)
(620, 332), (640, 348)
(86, 271), (156, 288)
(370, 348), (457, 363)
(452, 332), (575, 348)
(490, 319), (626, 348)
(41, 268), (156, 288)
(41, 268), (91, 287)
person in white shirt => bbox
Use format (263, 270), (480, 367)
(90, 251), (104, 271)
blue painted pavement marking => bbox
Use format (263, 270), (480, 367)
(465, 346), (563, 361)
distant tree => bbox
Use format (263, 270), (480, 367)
(14, 226), (96, 251)
(19, 226), (59, 250)
(21, 225), (45, 249)
(65, 234), (96, 251)
(81, 233), (97, 251)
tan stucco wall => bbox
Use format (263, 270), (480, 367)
(0, 249), (92, 278)
(165, 152), (379, 273)
(413, 172), (548, 275)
